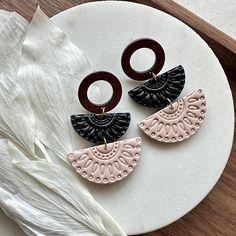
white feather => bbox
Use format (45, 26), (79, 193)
(0, 8), (127, 236)
(0, 10), (35, 154)
(0, 140), (126, 236)
(17, 6), (92, 163)
(0, 11), (28, 81)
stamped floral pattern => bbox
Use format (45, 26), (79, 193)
(138, 89), (206, 143)
(68, 137), (141, 184)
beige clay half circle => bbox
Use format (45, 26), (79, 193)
(68, 137), (141, 184)
(138, 89), (206, 143)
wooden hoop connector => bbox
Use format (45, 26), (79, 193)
(121, 38), (165, 81)
(78, 71), (122, 113)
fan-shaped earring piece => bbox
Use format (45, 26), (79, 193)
(121, 38), (185, 108)
(71, 113), (131, 144)
(128, 65), (185, 107)
(69, 71), (141, 184)
(138, 89), (206, 143)
(68, 137), (141, 184)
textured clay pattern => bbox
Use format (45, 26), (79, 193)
(68, 137), (141, 184)
(138, 89), (206, 143)
(128, 65), (185, 108)
(71, 112), (130, 144)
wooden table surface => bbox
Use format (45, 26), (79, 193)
(0, 1), (235, 235)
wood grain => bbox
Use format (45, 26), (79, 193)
(0, 0), (235, 235)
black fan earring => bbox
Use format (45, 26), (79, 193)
(121, 38), (185, 108)
(68, 71), (141, 184)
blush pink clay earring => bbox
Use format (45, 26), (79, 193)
(68, 71), (141, 184)
(138, 89), (206, 143)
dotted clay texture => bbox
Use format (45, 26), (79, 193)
(139, 89), (206, 143)
(68, 137), (141, 184)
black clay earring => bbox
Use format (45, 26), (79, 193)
(121, 38), (185, 108)
(68, 71), (141, 184)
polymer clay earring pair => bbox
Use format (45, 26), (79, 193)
(68, 38), (206, 184)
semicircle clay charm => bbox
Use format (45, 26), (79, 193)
(71, 112), (131, 144)
(138, 89), (206, 143)
(69, 71), (141, 184)
(128, 65), (185, 108)
(68, 137), (141, 184)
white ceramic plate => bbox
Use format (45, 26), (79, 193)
(51, 2), (234, 234)
(0, 1), (234, 235)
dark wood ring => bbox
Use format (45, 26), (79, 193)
(121, 38), (165, 81)
(78, 71), (122, 113)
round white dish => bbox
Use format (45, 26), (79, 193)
(0, 1), (234, 235)
(51, 1), (234, 234)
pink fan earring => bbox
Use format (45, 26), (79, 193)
(138, 89), (206, 143)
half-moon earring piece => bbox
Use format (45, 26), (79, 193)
(69, 71), (141, 184)
(68, 137), (141, 184)
(138, 89), (206, 143)
(121, 38), (185, 108)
